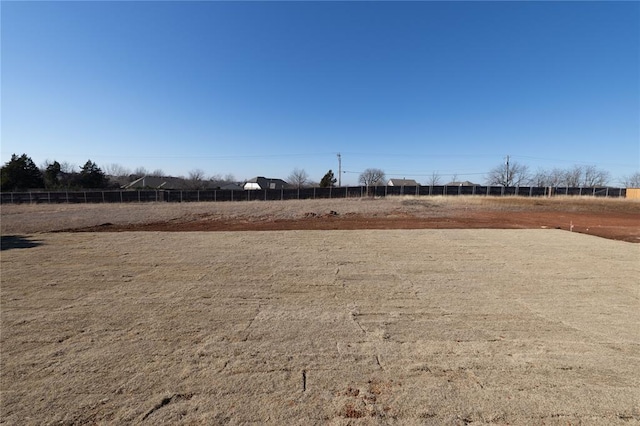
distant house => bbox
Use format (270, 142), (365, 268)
(220, 182), (244, 191)
(445, 181), (480, 187)
(123, 176), (189, 190)
(244, 177), (289, 190)
(388, 178), (419, 187)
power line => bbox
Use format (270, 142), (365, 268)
(509, 155), (637, 168)
(343, 170), (488, 177)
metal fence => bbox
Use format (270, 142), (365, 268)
(0, 185), (627, 204)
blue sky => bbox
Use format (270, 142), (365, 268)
(2, 1), (638, 185)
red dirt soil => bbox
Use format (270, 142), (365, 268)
(79, 209), (640, 243)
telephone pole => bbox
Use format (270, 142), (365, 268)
(337, 153), (342, 187)
(505, 155), (510, 187)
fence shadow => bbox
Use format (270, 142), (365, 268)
(1, 235), (44, 251)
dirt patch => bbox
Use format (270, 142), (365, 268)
(55, 198), (639, 243)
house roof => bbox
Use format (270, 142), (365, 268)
(220, 182), (244, 191)
(244, 177), (288, 189)
(388, 178), (419, 186)
(123, 176), (190, 190)
(446, 181), (480, 186)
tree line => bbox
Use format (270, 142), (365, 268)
(0, 154), (343, 191)
(484, 161), (639, 188)
(0, 155), (110, 191)
(2, 153), (639, 192)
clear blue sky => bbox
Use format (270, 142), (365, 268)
(2, 1), (639, 185)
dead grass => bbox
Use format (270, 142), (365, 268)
(1, 229), (639, 423)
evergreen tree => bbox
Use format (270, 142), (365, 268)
(79, 160), (107, 188)
(0, 154), (45, 191)
(44, 161), (62, 189)
(319, 170), (337, 188)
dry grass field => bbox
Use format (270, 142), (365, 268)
(1, 197), (639, 424)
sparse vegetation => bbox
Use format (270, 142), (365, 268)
(1, 224), (638, 423)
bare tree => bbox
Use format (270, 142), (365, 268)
(426, 171), (441, 186)
(548, 168), (565, 187)
(532, 167), (564, 187)
(187, 169), (206, 189)
(103, 163), (131, 177)
(562, 165), (583, 187)
(133, 166), (148, 178)
(358, 168), (386, 186)
(59, 161), (77, 174)
(531, 168), (548, 187)
(622, 171), (640, 187)
(287, 168), (309, 188)
(581, 165), (609, 187)
(533, 165), (611, 188)
(486, 161), (530, 186)
(149, 169), (165, 177)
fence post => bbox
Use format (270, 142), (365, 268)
(345, 186), (347, 198)
(84, 192), (87, 203)
(49, 192), (51, 203)
(138, 191), (141, 202)
(429, 185), (432, 196)
(313, 187), (316, 199)
(30, 192), (33, 204)
(197, 190), (200, 202)
(102, 191), (105, 203)
(281, 188), (283, 201)
(329, 186), (332, 199)
(606, 187), (609, 197)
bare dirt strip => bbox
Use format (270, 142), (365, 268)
(3, 196), (637, 242)
(78, 209), (639, 243)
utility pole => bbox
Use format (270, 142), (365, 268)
(337, 153), (342, 187)
(505, 155), (510, 187)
